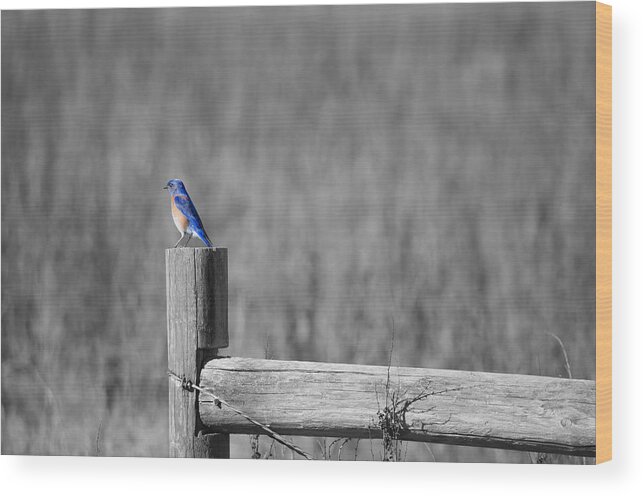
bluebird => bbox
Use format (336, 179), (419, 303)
(163, 179), (213, 248)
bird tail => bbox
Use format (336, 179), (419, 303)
(194, 228), (213, 247)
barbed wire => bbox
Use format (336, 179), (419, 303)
(167, 370), (313, 460)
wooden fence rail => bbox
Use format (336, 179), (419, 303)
(200, 357), (595, 457)
(167, 247), (596, 459)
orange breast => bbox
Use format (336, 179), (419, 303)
(171, 198), (190, 233)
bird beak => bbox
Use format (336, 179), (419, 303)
(162, 186), (168, 190)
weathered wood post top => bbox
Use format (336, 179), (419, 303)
(166, 247), (229, 458)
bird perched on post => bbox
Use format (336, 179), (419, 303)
(163, 178), (213, 248)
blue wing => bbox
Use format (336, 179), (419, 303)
(174, 194), (213, 247)
(173, 195), (203, 228)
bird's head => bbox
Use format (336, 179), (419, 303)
(163, 179), (186, 194)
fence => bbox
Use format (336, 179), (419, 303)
(166, 247), (596, 460)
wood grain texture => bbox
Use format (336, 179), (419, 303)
(166, 248), (229, 458)
(595, 1), (612, 464)
(200, 357), (596, 457)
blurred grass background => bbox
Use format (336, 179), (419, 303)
(1, 3), (595, 462)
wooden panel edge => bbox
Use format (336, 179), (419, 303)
(596, 1), (612, 464)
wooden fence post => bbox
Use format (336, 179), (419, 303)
(166, 247), (229, 458)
